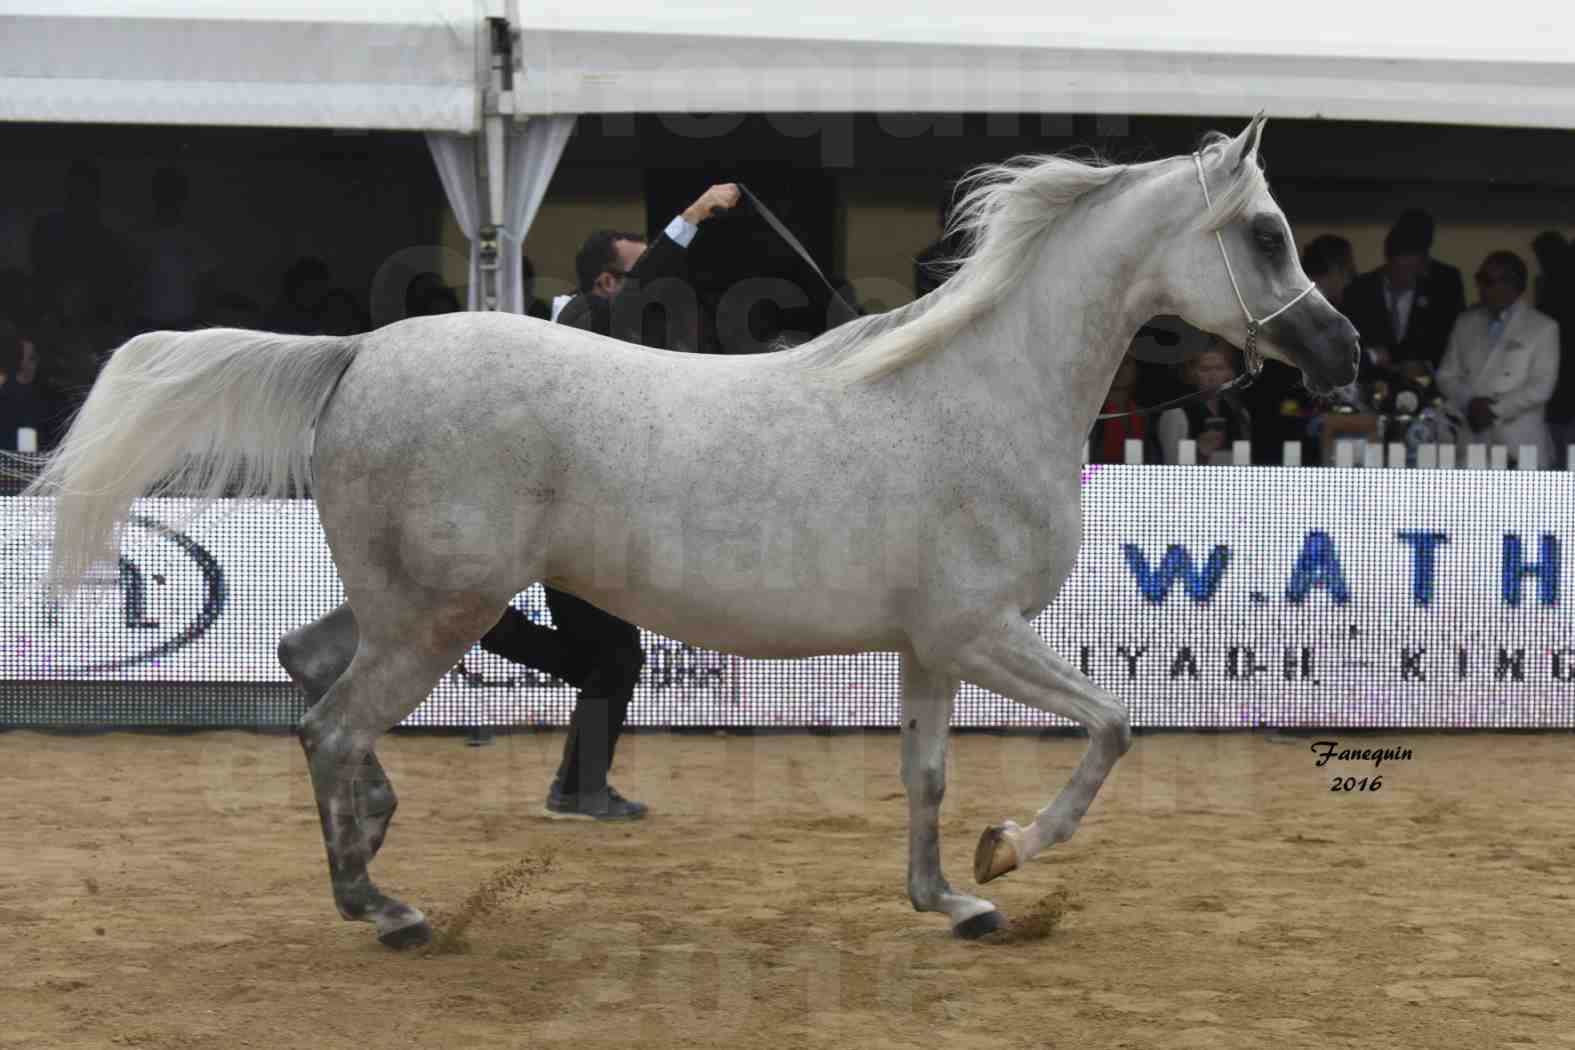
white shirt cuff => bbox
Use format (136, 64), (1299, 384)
(664, 214), (699, 248)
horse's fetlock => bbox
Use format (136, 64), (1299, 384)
(334, 874), (385, 921)
(907, 877), (946, 913)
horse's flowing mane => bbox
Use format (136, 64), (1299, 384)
(799, 132), (1267, 385)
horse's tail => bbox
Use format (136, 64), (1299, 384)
(25, 327), (362, 590)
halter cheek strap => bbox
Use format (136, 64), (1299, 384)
(1191, 151), (1317, 377)
(1094, 153), (1318, 424)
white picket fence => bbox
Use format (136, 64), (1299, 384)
(1095, 437), (1562, 470)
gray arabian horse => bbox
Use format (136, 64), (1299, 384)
(30, 118), (1357, 947)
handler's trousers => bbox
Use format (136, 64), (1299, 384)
(478, 587), (645, 795)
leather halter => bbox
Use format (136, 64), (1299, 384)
(1095, 152), (1317, 423)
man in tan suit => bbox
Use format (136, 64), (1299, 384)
(1436, 251), (1561, 467)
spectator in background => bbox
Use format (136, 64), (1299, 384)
(210, 291), (264, 330)
(30, 160), (130, 326)
(521, 255), (551, 320)
(1532, 231), (1575, 461)
(404, 272), (461, 317)
(0, 319), (48, 452)
(1436, 250), (1559, 468)
(1157, 341), (1251, 465)
(316, 289), (369, 335)
(266, 257), (333, 334)
(129, 166), (217, 332)
(1238, 234), (1356, 464)
(1532, 230), (1569, 315)
(32, 274), (123, 401)
(1342, 210), (1465, 376)
(1087, 355), (1155, 463)
(1301, 234), (1356, 307)
(0, 268), (37, 329)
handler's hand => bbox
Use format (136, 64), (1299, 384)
(683, 183), (741, 225)
(1467, 396), (1497, 431)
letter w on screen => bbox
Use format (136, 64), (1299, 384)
(1122, 544), (1230, 603)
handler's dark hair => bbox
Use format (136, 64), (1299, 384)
(574, 230), (645, 295)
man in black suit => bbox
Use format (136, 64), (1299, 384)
(477, 182), (740, 821)
(557, 183), (740, 351)
(1342, 210), (1465, 378)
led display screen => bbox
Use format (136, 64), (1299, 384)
(2, 466), (1569, 728)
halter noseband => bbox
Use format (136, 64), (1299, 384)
(1095, 152), (1317, 423)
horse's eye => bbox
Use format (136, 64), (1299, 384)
(1255, 229), (1285, 256)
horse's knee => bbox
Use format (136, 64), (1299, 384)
(1105, 710), (1133, 757)
(1087, 703), (1131, 757)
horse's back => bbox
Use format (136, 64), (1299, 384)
(309, 312), (810, 600)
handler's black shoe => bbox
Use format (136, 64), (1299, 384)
(543, 784), (648, 822)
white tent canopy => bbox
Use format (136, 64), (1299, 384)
(4, 1), (1571, 312)
(3, 0), (1572, 131)
(514, 1), (1575, 129)
(0, 0), (481, 131)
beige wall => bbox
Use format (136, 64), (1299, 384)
(839, 176), (940, 313)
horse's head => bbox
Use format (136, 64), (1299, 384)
(1156, 116), (1359, 397)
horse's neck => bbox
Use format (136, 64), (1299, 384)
(925, 179), (1168, 454)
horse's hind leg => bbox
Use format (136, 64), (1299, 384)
(278, 604), (398, 863)
(899, 654), (1004, 938)
(296, 591), (503, 948)
(928, 614), (1131, 884)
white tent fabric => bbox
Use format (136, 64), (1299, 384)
(513, 1), (1575, 129)
(0, 0), (480, 131)
(427, 116), (576, 313)
(3, 1), (1571, 132)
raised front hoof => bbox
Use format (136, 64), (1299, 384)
(952, 909), (1007, 940)
(377, 918), (432, 950)
(974, 823), (1022, 884)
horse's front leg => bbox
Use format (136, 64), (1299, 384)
(929, 615), (1132, 883)
(899, 654), (1004, 938)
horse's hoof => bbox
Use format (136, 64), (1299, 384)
(953, 909), (1007, 940)
(974, 823), (1022, 884)
(377, 918), (432, 950)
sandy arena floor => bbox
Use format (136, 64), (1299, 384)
(2, 727), (1574, 1049)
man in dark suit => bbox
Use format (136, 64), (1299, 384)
(1342, 210), (1465, 378)
(477, 182), (740, 821)
(557, 183), (740, 351)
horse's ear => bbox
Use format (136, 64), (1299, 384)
(1223, 112), (1267, 175)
